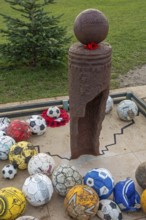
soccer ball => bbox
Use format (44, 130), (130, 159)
(9, 141), (38, 170)
(26, 115), (47, 136)
(47, 106), (60, 118)
(28, 153), (55, 176)
(97, 199), (123, 220)
(2, 164), (17, 179)
(0, 117), (10, 131)
(22, 173), (53, 206)
(64, 184), (99, 220)
(141, 189), (146, 213)
(0, 135), (15, 160)
(0, 187), (26, 220)
(135, 162), (146, 189)
(6, 119), (31, 142)
(116, 100), (138, 121)
(84, 168), (114, 199)
(16, 217), (39, 220)
(113, 178), (141, 211)
(0, 130), (6, 136)
(105, 96), (113, 114)
(52, 164), (83, 196)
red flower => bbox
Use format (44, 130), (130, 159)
(84, 42), (98, 50)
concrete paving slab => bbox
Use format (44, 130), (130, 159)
(0, 85), (146, 219)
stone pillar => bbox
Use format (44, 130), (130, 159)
(69, 9), (112, 159)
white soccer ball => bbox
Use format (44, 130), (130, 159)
(16, 216), (39, 220)
(22, 173), (53, 206)
(0, 117), (10, 131)
(2, 164), (17, 179)
(52, 164), (83, 196)
(26, 115), (47, 136)
(97, 199), (123, 220)
(47, 106), (60, 118)
(28, 153), (55, 176)
(105, 96), (113, 114)
(117, 100), (138, 121)
(0, 135), (15, 160)
(0, 130), (6, 136)
(84, 168), (114, 199)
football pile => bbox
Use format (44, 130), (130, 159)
(0, 100), (145, 220)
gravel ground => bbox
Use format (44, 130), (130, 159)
(118, 65), (146, 88)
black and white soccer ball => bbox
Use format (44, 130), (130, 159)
(0, 117), (10, 131)
(116, 100), (138, 121)
(0, 130), (6, 136)
(2, 164), (17, 179)
(52, 164), (83, 196)
(47, 106), (60, 118)
(97, 199), (123, 220)
(26, 115), (47, 135)
(105, 96), (113, 114)
(22, 173), (53, 206)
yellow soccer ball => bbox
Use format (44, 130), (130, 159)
(141, 189), (146, 213)
(0, 187), (26, 220)
(64, 184), (99, 220)
(9, 141), (37, 170)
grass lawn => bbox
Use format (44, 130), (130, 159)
(0, 0), (146, 104)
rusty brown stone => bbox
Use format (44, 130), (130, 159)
(74, 9), (109, 44)
(69, 42), (112, 159)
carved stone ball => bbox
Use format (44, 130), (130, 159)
(74, 9), (109, 44)
(135, 162), (146, 189)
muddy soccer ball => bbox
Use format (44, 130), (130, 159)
(105, 96), (113, 114)
(84, 168), (114, 199)
(135, 162), (146, 189)
(0, 135), (15, 160)
(97, 199), (123, 220)
(47, 106), (60, 118)
(22, 173), (53, 206)
(64, 184), (99, 220)
(52, 164), (83, 196)
(9, 141), (37, 170)
(0, 187), (26, 220)
(116, 100), (138, 121)
(0, 117), (10, 131)
(2, 164), (17, 179)
(26, 115), (47, 136)
(6, 119), (31, 142)
(28, 153), (55, 176)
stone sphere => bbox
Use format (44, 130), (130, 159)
(135, 162), (146, 189)
(74, 9), (109, 44)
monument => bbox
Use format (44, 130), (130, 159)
(68, 9), (112, 159)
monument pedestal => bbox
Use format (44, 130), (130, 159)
(69, 42), (112, 159)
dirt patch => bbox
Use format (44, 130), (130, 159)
(118, 64), (146, 88)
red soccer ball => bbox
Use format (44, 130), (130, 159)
(6, 120), (31, 142)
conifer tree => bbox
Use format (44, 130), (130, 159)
(0, 0), (70, 67)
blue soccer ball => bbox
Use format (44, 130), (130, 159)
(113, 178), (141, 212)
(84, 168), (114, 199)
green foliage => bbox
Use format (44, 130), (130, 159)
(0, 0), (71, 67)
(0, 0), (146, 103)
